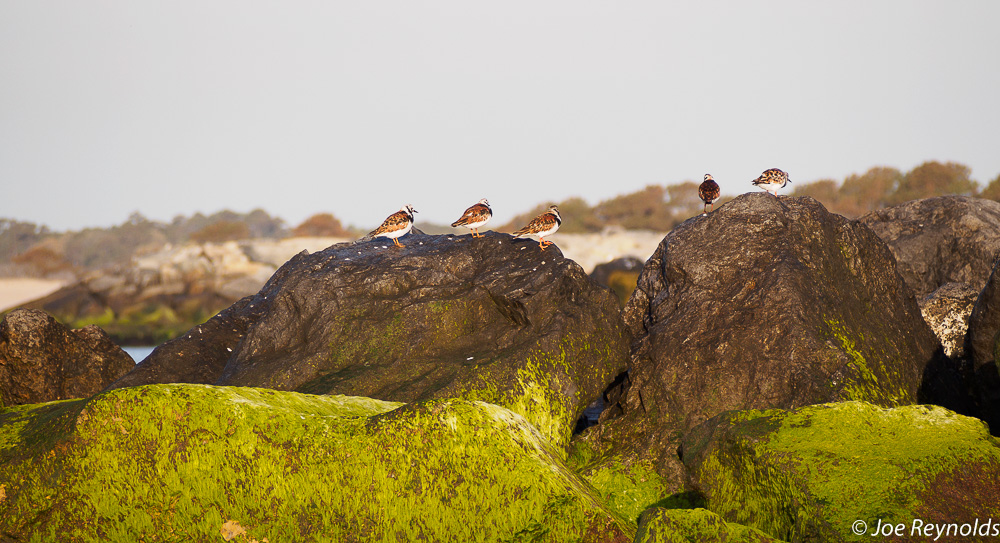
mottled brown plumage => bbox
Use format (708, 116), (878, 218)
(369, 204), (417, 247)
(752, 168), (791, 196)
(450, 198), (492, 238)
(699, 174), (721, 215)
(513, 205), (561, 249)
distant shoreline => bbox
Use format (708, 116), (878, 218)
(0, 278), (67, 312)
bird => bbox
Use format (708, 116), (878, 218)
(513, 205), (561, 249)
(699, 174), (721, 215)
(752, 168), (791, 196)
(369, 204), (417, 248)
(450, 198), (492, 238)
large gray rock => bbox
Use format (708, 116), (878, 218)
(0, 309), (134, 407)
(107, 231), (629, 447)
(859, 196), (1000, 298)
(592, 193), (942, 478)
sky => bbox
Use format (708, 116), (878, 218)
(2, 1), (999, 232)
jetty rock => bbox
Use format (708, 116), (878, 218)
(680, 401), (1000, 542)
(0, 384), (633, 541)
(107, 231), (629, 447)
(859, 195), (1000, 298)
(592, 193), (943, 480)
(0, 308), (133, 407)
(965, 258), (1000, 434)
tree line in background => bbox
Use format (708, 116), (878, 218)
(2, 160), (999, 274)
(502, 161), (1000, 233)
(789, 161), (1000, 217)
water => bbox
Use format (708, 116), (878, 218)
(122, 345), (157, 363)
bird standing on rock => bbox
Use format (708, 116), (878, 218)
(450, 198), (492, 238)
(698, 174), (721, 215)
(513, 205), (561, 249)
(369, 205), (417, 248)
(752, 168), (791, 196)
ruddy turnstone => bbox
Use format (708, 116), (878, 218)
(752, 168), (791, 196)
(369, 204), (417, 248)
(699, 174), (721, 215)
(513, 205), (561, 249)
(450, 198), (492, 238)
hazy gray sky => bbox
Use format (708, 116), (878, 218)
(3, 1), (999, 231)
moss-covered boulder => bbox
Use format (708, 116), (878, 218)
(0, 384), (632, 541)
(635, 508), (784, 543)
(680, 401), (1000, 542)
(108, 232), (628, 448)
(568, 438), (675, 525)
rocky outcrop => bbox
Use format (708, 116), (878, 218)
(965, 258), (1000, 434)
(968, 258), (1000, 369)
(859, 196), (1000, 298)
(680, 401), (1000, 542)
(592, 194), (941, 481)
(0, 384), (632, 541)
(107, 231), (629, 447)
(0, 309), (134, 407)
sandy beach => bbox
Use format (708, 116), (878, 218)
(0, 278), (67, 312)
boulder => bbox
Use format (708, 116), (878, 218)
(859, 196), (1000, 298)
(918, 282), (979, 358)
(0, 384), (632, 541)
(635, 508), (782, 543)
(967, 258), (1000, 369)
(593, 194), (941, 480)
(590, 256), (645, 306)
(680, 401), (1000, 542)
(107, 231), (629, 447)
(0, 309), (134, 407)
(965, 258), (1000, 433)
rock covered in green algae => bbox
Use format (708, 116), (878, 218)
(0, 384), (632, 542)
(107, 231), (629, 449)
(635, 508), (784, 543)
(680, 401), (1000, 542)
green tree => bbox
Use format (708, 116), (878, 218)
(839, 166), (902, 216)
(189, 221), (251, 243)
(292, 213), (351, 237)
(0, 219), (51, 263)
(664, 182), (704, 224)
(791, 179), (840, 206)
(593, 185), (669, 230)
(890, 161), (977, 205)
(980, 173), (1000, 202)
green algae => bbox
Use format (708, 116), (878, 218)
(567, 438), (676, 525)
(822, 319), (910, 406)
(688, 401), (1000, 542)
(635, 508), (785, 543)
(0, 384), (631, 542)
